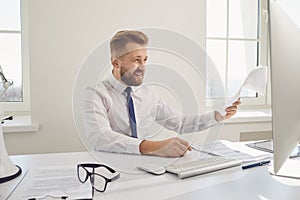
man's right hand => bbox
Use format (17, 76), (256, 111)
(139, 137), (192, 157)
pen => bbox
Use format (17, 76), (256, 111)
(242, 160), (271, 170)
(28, 195), (68, 200)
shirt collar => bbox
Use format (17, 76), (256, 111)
(108, 73), (141, 94)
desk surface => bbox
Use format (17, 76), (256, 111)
(1, 148), (300, 200)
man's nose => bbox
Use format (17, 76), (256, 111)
(139, 61), (146, 68)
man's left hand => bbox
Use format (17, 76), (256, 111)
(215, 99), (241, 122)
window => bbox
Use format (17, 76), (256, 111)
(0, 0), (30, 113)
(206, 0), (269, 106)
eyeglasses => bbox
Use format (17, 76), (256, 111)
(77, 163), (120, 196)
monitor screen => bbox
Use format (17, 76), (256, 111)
(269, 0), (300, 176)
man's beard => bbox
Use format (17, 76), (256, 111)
(120, 67), (144, 86)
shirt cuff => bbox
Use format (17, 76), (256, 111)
(206, 111), (218, 128)
(126, 137), (143, 154)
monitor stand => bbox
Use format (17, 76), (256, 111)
(269, 159), (300, 179)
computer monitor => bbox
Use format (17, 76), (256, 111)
(269, 0), (300, 177)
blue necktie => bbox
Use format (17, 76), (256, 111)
(125, 87), (138, 138)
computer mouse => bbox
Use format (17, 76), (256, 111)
(137, 163), (166, 175)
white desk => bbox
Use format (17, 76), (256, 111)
(1, 148), (300, 200)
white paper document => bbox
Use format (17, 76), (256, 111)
(8, 165), (92, 200)
(194, 140), (271, 163)
(216, 66), (268, 115)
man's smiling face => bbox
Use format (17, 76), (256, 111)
(114, 43), (148, 86)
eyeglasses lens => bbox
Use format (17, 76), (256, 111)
(78, 166), (88, 182)
(91, 174), (107, 192)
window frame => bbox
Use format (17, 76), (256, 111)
(2, 0), (31, 114)
(205, 0), (270, 109)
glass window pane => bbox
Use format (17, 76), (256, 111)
(229, 0), (258, 39)
(0, 33), (22, 101)
(206, 40), (226, 98)
(207, 0), (227, 38)
(0, 0), (21, 31)
(227, 40), (257, 97)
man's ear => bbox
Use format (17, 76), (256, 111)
(111, 57), (120, 68)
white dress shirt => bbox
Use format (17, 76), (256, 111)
(83, 73), (218, 154)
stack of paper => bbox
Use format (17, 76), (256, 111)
(193, 140), (271, 163)
(7, 165), (92, 200)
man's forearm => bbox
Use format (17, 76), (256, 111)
(139, 137), (191, 157)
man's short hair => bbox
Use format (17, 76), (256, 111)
(110, 30), (148, 58)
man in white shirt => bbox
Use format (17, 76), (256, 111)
(83, 30), (240, 157)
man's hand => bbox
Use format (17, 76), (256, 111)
(215, 99), (241, 122)
(139, 137), (192, 157)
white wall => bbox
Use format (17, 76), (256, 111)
(5, 0), (206, 155)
